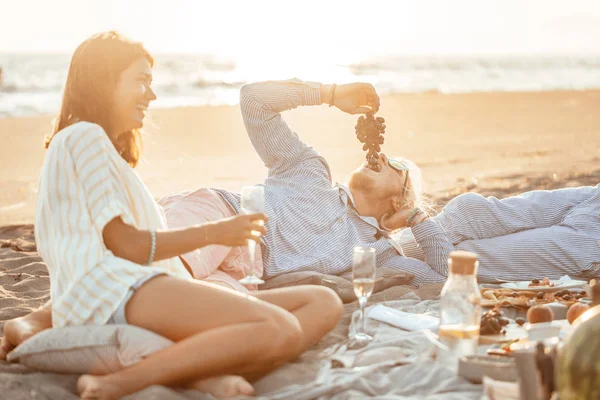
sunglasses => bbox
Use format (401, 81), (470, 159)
(388, 157), (410, 198)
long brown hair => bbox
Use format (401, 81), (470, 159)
(45, 31), (154, 167)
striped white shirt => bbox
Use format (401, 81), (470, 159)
(213, 80), (453, 287)
(35, 122), (191, 327)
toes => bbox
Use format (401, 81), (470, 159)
(77, 375), (99, 399)
(188, 376), (255, 398)
(0, 336), (14, 360)
(226, 377), (254, 397)
(238, 380), (255, 396)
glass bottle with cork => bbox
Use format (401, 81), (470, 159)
(437, 250), (482, 367)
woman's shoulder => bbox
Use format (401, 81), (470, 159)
(51, 121), (109, 151)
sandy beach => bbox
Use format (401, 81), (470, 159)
(2, 2), (599, 396)
(1, 89), (599, 226)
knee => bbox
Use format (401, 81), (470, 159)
(262, 311), (303, 361)
(445, 192), (486, 214)
(453, 192), (485, 206)
(314, 286), (343, 330)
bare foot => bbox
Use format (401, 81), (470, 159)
(1, 311), (52, 360)
(0, 336), (11, 361)
(188, 375), (255, 398)
(77, 375), (126, 400)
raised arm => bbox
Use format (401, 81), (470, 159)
(240, 80), (380, 177)
(240, 80), (326, 177)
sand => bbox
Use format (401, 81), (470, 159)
(1, 90), (599, 226)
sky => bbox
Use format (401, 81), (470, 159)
(0, 0), (599, 58)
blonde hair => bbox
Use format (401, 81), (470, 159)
(45, 31), (153, 167)
(394, 157), (435, 215)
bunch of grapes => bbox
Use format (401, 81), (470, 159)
(355, 112), (386, 172)
(480, 308), (509, 335)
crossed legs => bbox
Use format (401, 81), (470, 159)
(1, 278), (342, 399)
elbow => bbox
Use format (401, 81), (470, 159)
(102, 218), (148, 265)
(240, 82), (260, 98)
(240, 83), (256, 106)
(113, 238), (148, 265)
(239, 83), (266, 115)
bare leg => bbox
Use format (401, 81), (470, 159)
(206, 285), (343, 382)
(0, 302), (52, 360)
(78, 277), (341, 399)
(252, 286), (342, 354)
(179, 285), (343, 394)
(186, 285), (343, 391)
(1, 299), (255, 399)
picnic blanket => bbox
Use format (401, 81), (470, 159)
(0, 233), (482, 399)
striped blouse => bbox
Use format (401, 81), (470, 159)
(35, 122), (191, 327)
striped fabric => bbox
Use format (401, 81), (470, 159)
(213, 80), (600, 286)
(395, 189), (600, 283)
(35, 122), (190, 328)
(213, 80), (453, 287)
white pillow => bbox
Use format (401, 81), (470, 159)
(7, 324), (173, 374)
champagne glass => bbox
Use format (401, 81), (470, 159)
(352, 247), (376, 342)
(239, 186), (265, 285)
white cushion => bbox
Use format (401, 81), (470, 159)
(7, 325), (173, 374)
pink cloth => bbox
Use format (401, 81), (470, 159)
(158, 189), (263, 292)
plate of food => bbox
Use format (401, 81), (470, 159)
(481, 288), (588, 309)
(500, 277), (587, 293)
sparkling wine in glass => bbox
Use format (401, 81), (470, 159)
(352, 247), (376, 342)
(239, 186), (265, 285)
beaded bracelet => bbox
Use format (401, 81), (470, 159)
(146, 231), (156, 266)
(329, 84), (337, 107)
(406, 208), (420, 225)
(407, 208), (428, 227)
(410, 212), (429, 227)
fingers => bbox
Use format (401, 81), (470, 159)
(354, 84), (380, 115)
(247, 222), (266, 236)
(246, 234), (261, 243)
(353, 106), (373, 115)
(245, 213), (268, 223)
(369, 87), (380, 113)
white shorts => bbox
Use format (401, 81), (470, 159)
(106, 273), (165, 325)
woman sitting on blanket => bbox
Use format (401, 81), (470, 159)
(0, 31), (343, 399)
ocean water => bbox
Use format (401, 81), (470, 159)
(0, 53), (599, 117)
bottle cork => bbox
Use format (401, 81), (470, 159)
(448, 250), (478, 275)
